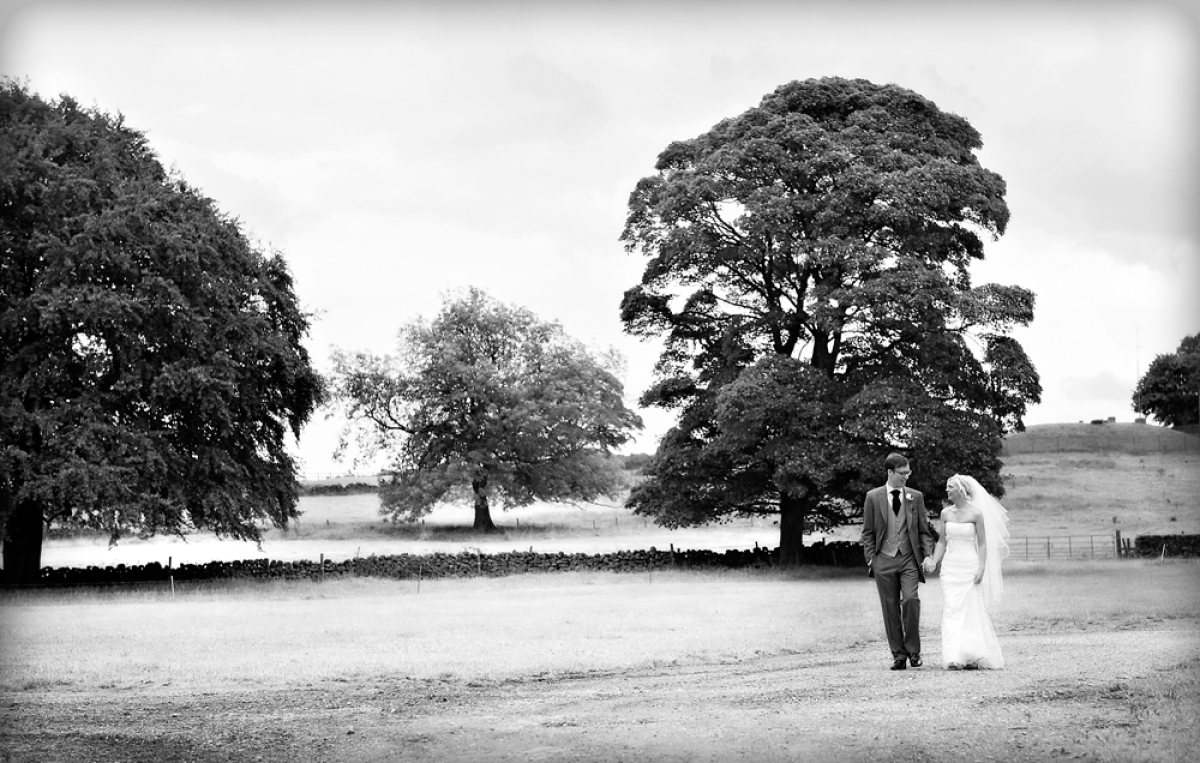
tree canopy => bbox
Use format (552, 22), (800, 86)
(619, 77), (1040, 563)
(328, 287), (642, 531)
(0, 81), (325, 584)
(1132, 333), (1199, 428)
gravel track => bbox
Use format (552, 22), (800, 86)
(3, 622), (1197, 762)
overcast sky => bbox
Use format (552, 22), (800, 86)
(3, 0), (1198, 477)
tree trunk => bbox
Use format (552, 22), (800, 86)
(471, 474), (497, 533)
(2, 495), (45, 586)
(777, 492), (807, 567)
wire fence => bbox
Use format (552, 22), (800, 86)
(1007, 534), (1119, 560)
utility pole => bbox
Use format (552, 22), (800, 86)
(1135, 327), (1140, 380)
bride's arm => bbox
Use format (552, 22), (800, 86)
(931, 518), (940, 566)
(928, 520), (947, 570)
(974, 510), (988, 584)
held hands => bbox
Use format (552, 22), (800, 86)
(921, 558), (936, 574)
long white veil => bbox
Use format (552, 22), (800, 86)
(951, 474), (1010, 608)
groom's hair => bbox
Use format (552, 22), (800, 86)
(884, 453), (909, 472)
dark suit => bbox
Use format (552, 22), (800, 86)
(860, 485), (935, 660)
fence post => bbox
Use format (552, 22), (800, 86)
(320, 553), (325, 583)
(1115, 530), (1122, 559)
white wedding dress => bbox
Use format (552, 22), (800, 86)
(940, 522), (1004, 669)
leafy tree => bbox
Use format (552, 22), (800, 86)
(1132, 333), (1200, 428)
(1, 81), (325, 584)
(620, 77), (1040, 564)
(328, 287), (642, 531)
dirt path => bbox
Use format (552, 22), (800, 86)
(3, 623), (1197, 763)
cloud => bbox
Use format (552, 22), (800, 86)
(505, 51), (607, 131)
(1063, 370), (1135, 402)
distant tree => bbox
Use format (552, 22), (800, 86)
(328, 288), (642, 531)
(620, 77), (1040, 564)
(620, 453), (654, 472)
(0, 81), (325, 584)
(1133, 333), (1200, 428)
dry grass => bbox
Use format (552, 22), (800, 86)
(0, 567), (875, 692)
(1003, 422), (1200, 452)
(2, 560), (1196, 695)
(1086, 656), (1200, 763)
(1000, 451), (1200, 537)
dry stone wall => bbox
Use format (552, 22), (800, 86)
(21, 540), (868, 588)
(1130, 534), (1200, 559)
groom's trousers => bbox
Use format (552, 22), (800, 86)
(873, 549), (921, 658)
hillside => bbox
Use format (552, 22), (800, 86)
(1002, 422), (1198, 455)
(999, 450), (1199, 538)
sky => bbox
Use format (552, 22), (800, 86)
(2, 0), (1198, 478)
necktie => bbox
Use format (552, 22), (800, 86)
(891, 489), (901, 516)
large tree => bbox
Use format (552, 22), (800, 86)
(1132, 333), (1200, 428)
(328, 287), (642, 531)
(0, 81), (325, 584)
(620, 77), (1040, 564)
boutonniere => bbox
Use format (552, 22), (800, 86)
(905, 492), (913, 501)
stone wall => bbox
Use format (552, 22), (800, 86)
(1130, 534), (1200, 559)
(23, 540), (868, 588)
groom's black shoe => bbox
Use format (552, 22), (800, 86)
(890, 657), (907, 670)
(909, 653), (923, 668)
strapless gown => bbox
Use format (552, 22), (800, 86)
(940, 521), (1004, 669)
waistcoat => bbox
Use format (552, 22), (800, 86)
(880, 492), (913, 558)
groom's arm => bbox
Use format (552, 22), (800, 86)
(915, 494), (935, 558)
(860, 492), (877, 570)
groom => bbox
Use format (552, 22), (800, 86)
(861, 453), (935, 670)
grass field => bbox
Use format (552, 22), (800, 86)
(1002, 421), (1200, 454)
(1000, 451), (1200, 537)
(1, 561), (1195, 692)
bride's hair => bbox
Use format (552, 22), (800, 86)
(948, 474), (972, 498)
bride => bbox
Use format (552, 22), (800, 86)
(923, 474), (1010, 669)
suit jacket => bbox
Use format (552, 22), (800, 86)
(860, 485), (935, 582)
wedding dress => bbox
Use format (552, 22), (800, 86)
(940, 521), (1004, 669)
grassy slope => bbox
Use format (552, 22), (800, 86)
(287, 424), (1199, 543)
(998, 423), (1200, 538)
(999, 452), (1199, 537)
(1002, 421), (1199, 453)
